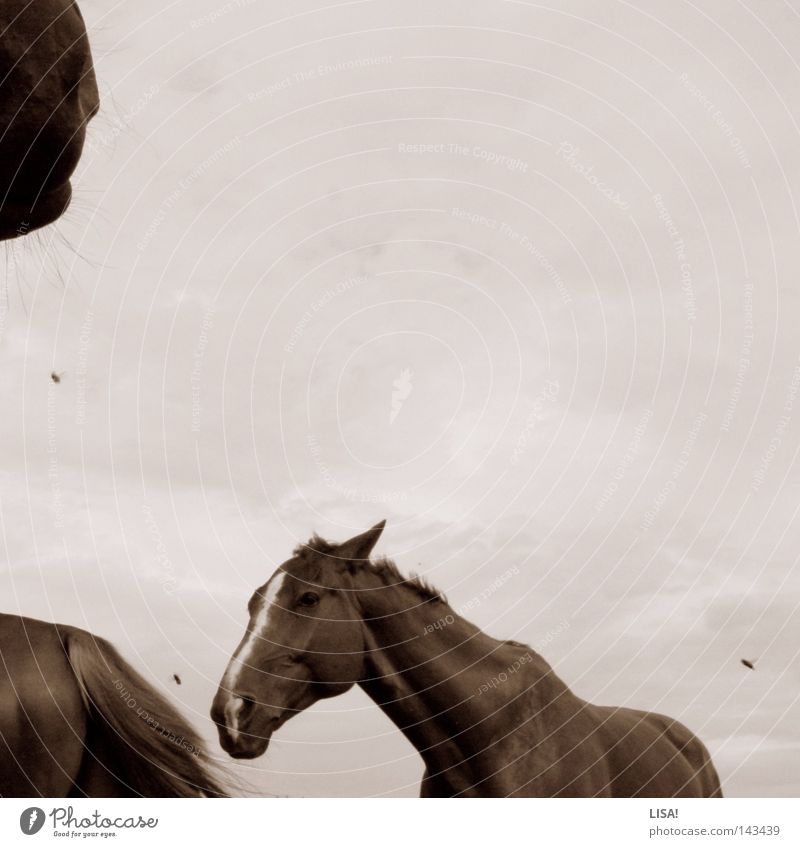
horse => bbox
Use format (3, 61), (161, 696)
(0, 0), (98, 240)
(211, 521), (723, 797)
(0, 614), (227, 797)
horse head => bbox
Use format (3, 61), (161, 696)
(211, 521), (386, 759)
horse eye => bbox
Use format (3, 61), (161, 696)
(298, 592), (319, 607)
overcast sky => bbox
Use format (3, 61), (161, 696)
(1, 0), (799, 796)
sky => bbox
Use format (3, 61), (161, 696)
(1, 0), (799, 796)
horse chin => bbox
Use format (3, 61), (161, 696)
(227, 740), (270, 760)
(0, 182), (72, 240)
(219, 730), (272, 760)
(218, 711), (285, 760)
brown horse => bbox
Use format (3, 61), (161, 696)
(0, 0), (98, 240)
(211, 521), (722, 797)
(0, 614), (227, 797)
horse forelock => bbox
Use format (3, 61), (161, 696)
(293, 534), (337, 559)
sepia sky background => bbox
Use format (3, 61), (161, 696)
(1, 0), (799, 796)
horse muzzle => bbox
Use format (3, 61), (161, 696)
(0, 0), (99, 241)
(211, 693), (282, 759)
(0, 183), (73, 240)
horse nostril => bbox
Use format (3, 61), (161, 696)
(238, 694), (256, 719)
(225, 693), (257, 730)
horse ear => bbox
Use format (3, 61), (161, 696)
(335, 520), (386, 568)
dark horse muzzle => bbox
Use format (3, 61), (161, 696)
(0, 0), (99, 240)
(210, 690), (284, 760)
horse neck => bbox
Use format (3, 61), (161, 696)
(352, 572), (570, 785)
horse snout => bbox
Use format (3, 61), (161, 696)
(229, 693), (256, 728)
(213, 693), (253, 733)
(212, 692), (275, 758)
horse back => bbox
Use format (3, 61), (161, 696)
(0, 615), (86, 796)
(593, 705), (722, 798)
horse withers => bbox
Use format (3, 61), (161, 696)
(211, 521), (722, 797)
(0, 614), (227, 797)
(0, 0), (98, 240)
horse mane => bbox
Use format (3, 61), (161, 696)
(367, 559), (531, 650)
(370, 555), (446, 604)
(296, 533), (531, 649)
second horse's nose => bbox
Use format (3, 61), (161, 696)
(223, 693), (256, 737)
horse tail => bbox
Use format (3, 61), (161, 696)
(63, 628), (229, 797)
